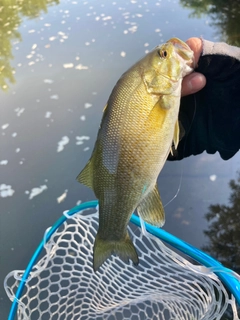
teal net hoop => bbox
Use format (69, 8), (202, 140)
(4, 201), (240, 319)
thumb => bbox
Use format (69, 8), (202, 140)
(181, 72), (206, 97)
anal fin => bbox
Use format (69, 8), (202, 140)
(137, 185), (165, 227)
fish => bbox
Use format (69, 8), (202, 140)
(77, 38), (194, 271)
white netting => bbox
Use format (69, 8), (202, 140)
(4, 206), (240, 320)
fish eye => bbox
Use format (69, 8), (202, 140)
(158, 50), (168, 58)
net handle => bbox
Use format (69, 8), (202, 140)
(8, 201), (240, 319)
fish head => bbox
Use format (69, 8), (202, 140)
(142, 38), (194, 95)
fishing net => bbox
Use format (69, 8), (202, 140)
(4, 201), (240, 320)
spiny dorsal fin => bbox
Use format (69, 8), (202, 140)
(76, 159), (93, 189)
(137, 185), (165, 227)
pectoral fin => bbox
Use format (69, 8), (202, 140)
(137, 185), (165, 227)
(170, 120), (184, 156)
(173, 120), (179, 149)
(76, 159), (93, 189)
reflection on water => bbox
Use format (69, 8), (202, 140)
(0, 0), (59, 91)
(0, 0), (240, 319)
(203, 171), (240, 274)
(180, 0), (240, 46)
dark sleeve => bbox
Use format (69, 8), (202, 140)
(168, 39), (240, 161)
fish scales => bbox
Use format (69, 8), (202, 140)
(77, 38), (194, 271)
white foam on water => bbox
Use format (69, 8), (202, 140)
(76, 136), (90, 145)
(0, 160), (8, 165)
(128, 25), (138, 33)
(2, 123), (9, 130)
(57, 136), (70, 152)
(84, 103), (92, 109)
(0, 184), (15, 198)
(45, 112), (52, 118)
(209, 174), (217, 182)
(75, 64), (88, 70)
(57, 190), (68, 203)
(15, 108), (25, 117)
(43, 79), (54, 84)
(50, 94), (59, 100)
(102, 16), (112, 21)
(28, 185), (48, 200)
(63, 63), (74, 68)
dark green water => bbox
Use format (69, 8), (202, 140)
(1, 0), (240, 318)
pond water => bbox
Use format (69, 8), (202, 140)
(1, 0), (240, 318)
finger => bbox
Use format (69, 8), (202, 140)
(186, 37), (203, 68)
(181, 72), (206, 97)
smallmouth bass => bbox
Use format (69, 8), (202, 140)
(77, 38), (194, 271)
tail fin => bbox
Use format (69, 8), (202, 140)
(93, 232), (139, 272)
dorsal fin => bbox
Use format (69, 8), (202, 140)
(76, 159), (93, 189)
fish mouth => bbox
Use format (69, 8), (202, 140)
(167, 37), (194, 67)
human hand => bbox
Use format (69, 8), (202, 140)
(181, 37), (206, 97)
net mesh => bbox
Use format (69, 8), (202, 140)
(4, 206), (240, 320)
